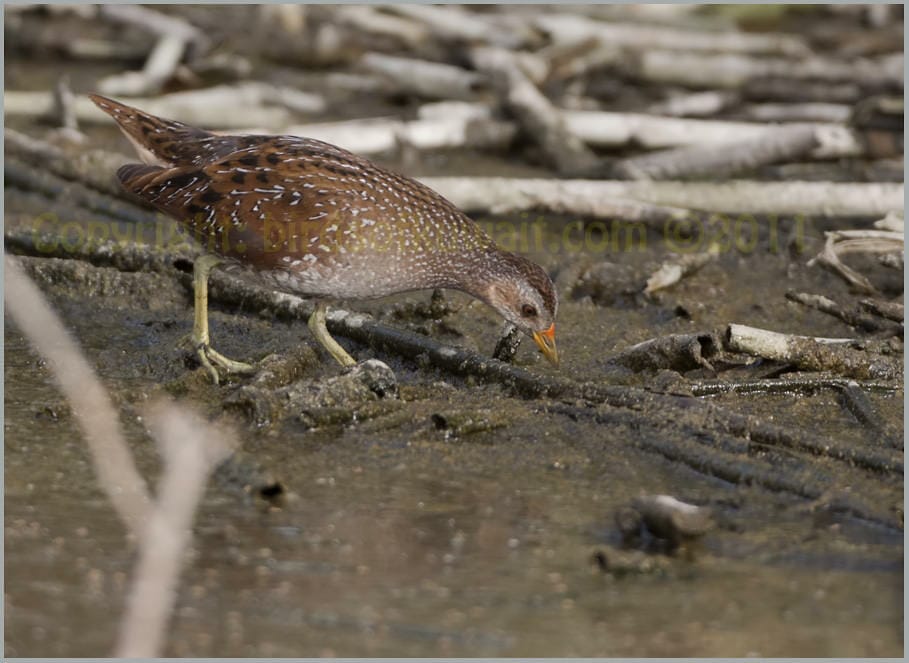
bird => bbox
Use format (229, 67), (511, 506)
(89, 94), (559, 383)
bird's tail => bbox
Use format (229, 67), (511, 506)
(89, 93), (214, 167)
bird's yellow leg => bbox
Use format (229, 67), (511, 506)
(308, 301), (356, 367)
(191, 254), (256, 384)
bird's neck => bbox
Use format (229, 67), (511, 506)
(441, 246), (515, 305)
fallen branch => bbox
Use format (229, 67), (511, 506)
(333, 5), (429, 48)
(611, 125), (825, 180)
(860, 298), (904, 323)
(115, 404), (231, 657)
(689, 376), (900, 396)
(536, 13), (811, 56)
(359, 52), (484, 100)
(420, 177), (904, 218)
(472, 46), (600, 175)
(785, 290), (900, 334)
(608, 332), (721, 373)
(563, 109), (864, 158)
(274, 115), (516, 156)
(644, 246), (720, 294)
(385, 4), (528, 49)
(740, 102), (852, 123)
(837, 382), (903, 450)
(646, 90), (738, 117)
(635, 50), (902, 90)
(6, 84), (326, 129)
(725, 323), (901, 380)
(808, 228), (904, 294)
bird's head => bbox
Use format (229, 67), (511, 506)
(480, 251), (559, 366)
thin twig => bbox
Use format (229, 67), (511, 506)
(115, 403), (232, 657)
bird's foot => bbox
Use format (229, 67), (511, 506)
(198, 344), (257, 385)
(181, 334), (257, 385)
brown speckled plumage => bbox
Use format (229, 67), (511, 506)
(90, 94), (559, 364)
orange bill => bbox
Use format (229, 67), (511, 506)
(531, 323), (559, 367)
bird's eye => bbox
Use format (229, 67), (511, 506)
(521, 304), (537, 318)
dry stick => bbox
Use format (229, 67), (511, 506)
(809, 229), (904, 294)
(562, 109), (864, 158)
(333, 5), (429, 48)
(536, 13), (811, 56)
(785, 290), (898, 334)
(837, 383), (903, 451)
(4, 256), (152, 535)
(421, 177), (904, 218)
(6, 157), (165, 229)
(644, 246), (719, 294)
(272, 115), (517, 157)
(472, 46), (601, 176)
(359, 52), (485, 100)
(115, 404), (231, 657)
(611, 125), (821, 181)
(646, 91), (739, 118)
(740, 102), (852, 124)
(860, 298), (904, 323)
(385, 4), (527, 48)
(98, 33), (188, 97)
(634, 49), (902, 90)
(689, 376), (900, 396)
(5, 85), (323, 129)
(743, 78), (864, 104)
(6, 128), (129, 198)
(726, 323), (901, 380)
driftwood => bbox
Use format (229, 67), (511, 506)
(333, 5), (429, 49)
(384, 4), (529, 49)
(536, 13), (811, 56)
(808, 228), (904, 294)
(647, 91), (738, 117)
(785, 291), (901, 334)
(607, 332), (720, 373)
(6, 84), (326, 129)
(92, 4), (211, 97)
(689, 376), (900, 397)
(274, 115), (516, 156)
(837, 382), (903, 450)
(644, 247), (719, 294)
(635, 50), (903, 90)
(743, 78), (864, 104)
(421, 177), (904, 218)
(725, 324), (901, 380)
(611, 125), (822, 180)
(860, 298), (904, 323)
(472, 46), (601, 175)
(359, 52), (484, 100)
(740, 102), (852, 123)
(563, 110), (864, 159)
